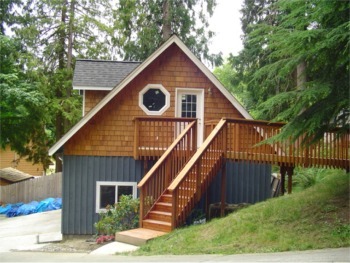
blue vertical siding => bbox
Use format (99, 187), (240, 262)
(62, 156), (271, 235)
(62, 156), (143, 235)
(209, 160), (271, 204)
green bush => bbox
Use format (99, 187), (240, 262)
(94, 195), (140, 235)
(293, 168), (327, 191)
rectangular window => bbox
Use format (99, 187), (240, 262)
(96, 181), (137, 213)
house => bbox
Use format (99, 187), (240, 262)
(49, 35), (273, 236)
(0, 146), (44, 176)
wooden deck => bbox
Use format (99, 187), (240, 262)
(131, 117), (349, 239)
(115, 228), (167, 246)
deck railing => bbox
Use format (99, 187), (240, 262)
(168, 119), (227, 228)
(207, 118), (349, 170)
(137, 120), (197, 225)
(134, 117), (196, 160)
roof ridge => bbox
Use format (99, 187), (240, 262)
(76, 59), (141, 63)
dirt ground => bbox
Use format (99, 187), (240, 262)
(35, 237), (106, 253)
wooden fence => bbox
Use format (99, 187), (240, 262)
(0, 172), (62, 204)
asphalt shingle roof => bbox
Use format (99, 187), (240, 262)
(0, 167), (34, 183)
(73, 59), (141, 89)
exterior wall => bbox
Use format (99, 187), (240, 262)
(84, 90), (109, 115)
(209, 160), (272, 205)
(62, 155), (271, 235)
(62, 155), (143, 235)
(65, 44), (244, 156)
(0, 146), (44, 176)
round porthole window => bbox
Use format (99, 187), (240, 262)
(139, 84), (170, 115)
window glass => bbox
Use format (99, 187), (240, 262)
(139, 84), (170, 115)
(96, 182), (137, 213)
(181, 94), (197, 118)
(117, 185), (133, 202)
(100, 185), (115, 209)
(143, 88), (166, 111)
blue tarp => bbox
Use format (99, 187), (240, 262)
(1, 198), (61, 217)
(5, 203), (24, 217)
(16, 201), (39, 216)
(0, 204), (12, 214)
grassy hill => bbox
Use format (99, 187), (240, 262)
(133, 169), (349, 255)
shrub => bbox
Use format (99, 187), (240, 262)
(94, 195), (140, 235)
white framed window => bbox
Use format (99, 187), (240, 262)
(139, 84), (170, 115)
(95, 181), (137, 213)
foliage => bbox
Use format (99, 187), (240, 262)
(230, 0), (349, 145)
(112, 0), (222, 66)
(94, 195), (140, 235)
(292, 167), (327, 191)
(213, 62), (253, 110)
(134, 169), (349, 255)
(0, 35), (53, 169)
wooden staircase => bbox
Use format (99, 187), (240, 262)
(138, 119), (227, 232)
(142, 191), (173, 232)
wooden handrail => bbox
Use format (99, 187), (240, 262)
(138, 120), (197, 188)
(138, 120), (197, 226)
(168, 118), (227, 228)
(168, 119), (227, 190)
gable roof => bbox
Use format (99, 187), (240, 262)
(73, 60), (141, 90)
(49, 35), (252, 156)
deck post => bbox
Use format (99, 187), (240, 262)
(220, 162), (226, 217)
(287, 167), (294, 194)
(280, 166), (287, 196)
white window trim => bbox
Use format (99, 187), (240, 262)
(95, 181), (137, 213)
(139, 84), (170, 115)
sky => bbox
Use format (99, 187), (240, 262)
(209, 0), (244, 59)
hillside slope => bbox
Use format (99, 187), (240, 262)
(134, 170), (349, 255)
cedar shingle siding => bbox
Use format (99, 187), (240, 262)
(65, 45), (244, 156)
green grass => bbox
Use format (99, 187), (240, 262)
(132, 169), (349, 255)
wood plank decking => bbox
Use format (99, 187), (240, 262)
(115, 228), (167, 246)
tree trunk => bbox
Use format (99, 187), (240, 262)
(162, 0), (171, 40)
(67, 0), (75, 70)
(55, 1), (68, 173)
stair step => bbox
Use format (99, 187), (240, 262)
(115, 228), (166, 246)
(148, 210), (172, 222)
(160, 194), (172, 203)
(143, 219), (172, 232)
(155, 202), (172, 212)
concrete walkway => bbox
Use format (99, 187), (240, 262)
(0, 210), (62, 253)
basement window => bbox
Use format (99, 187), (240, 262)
(139, 84), (170, 115)
(95, 181), (137, 213)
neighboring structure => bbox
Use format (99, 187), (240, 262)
(0, 146), (44, 176)
(49, 35), (272, 236)
(0, 167), (34, 186)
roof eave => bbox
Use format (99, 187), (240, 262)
(73, 85), (113, 91)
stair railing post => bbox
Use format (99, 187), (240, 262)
(133, 118), (140, 159)
(196, 160), (202, 202)
(220, 122), (227, 217)
(139, 187), (144, 228)
(171, 189), (177, 230)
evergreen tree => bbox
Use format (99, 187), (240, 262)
(232, 0), (349, 144)
(112, 0), (222, 66)
(8, 0), (114, 171)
